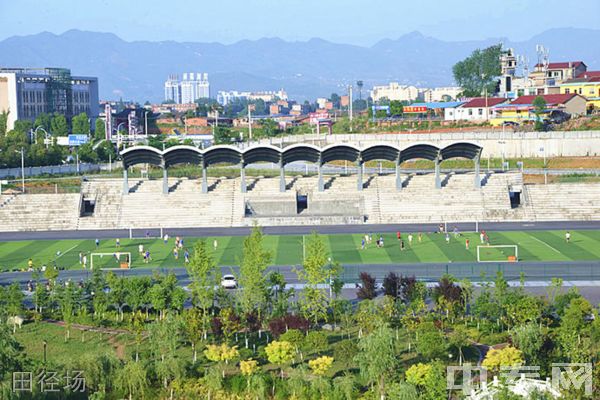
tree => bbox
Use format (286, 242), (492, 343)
(55, 283), (81, 341)
(116, 360), (148, 400)
(261, 119), (280, 137)
(264, 340), (295, 378)
(383, 272), (400, 298)
(416, 322), (448, 359)
(238, 225), (271, 319)
(354, 325), (396, 398)
(186, 240), (219, 339)
(511, 322), (545, 367)
(94, 118), (106, 141)
(533, 96), (547, 131)
(50, 113), (69, 136)
(183, 308), (204, 363)
(71, 112), (90, 135)
(296, 232), (329, 325)
(205, 343), (240, 379)
(482, 346), (524, 373)
(0, 110), (8, 136)
(149, 316), (184, 388)
(149, 273), (186, 319)
(106, 273), (127, 321)
(449, 325), (470, 365)
(34, 112), (52, 132)
(389, 100), (404, 116)
(453, 44), (502, 97)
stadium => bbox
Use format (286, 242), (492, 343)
(2, 137), (600, 275)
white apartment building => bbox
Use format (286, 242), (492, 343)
(371, 82), (419, 102)
(216, 89), (288, 106)
(0, 67), (99, 131)
(421, 86), (462, 102)
(164, 72), (210, 104)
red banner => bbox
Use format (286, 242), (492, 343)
(404, 106), (427, 113)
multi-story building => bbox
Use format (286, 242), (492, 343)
(559, 74), (600, 111)
(216, 89), (288, 106)
(164, 73), (210, 104)
(371, 82), (419, 102)
(490, 93), (587, 126)
(530, 61), (587, 87)
(0, 67), (99, 132)
(421, 87), (462, 102)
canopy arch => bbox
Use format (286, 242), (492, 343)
(321, 144), (360, 164)
(163, 145), (203, 168)
(398, 144), (440, 163)
(440, 142), (482, 161)
(281, 144), (321, 166)
(361, 144), (401, 163)
(121, 146), (163, 168)
(243, 145), (282, 166)
(202, 145), (242, 167)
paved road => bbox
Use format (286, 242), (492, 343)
(2, 220), (600, 242)
(3, 260), (600, 287)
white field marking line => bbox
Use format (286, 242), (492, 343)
(527, 236), (562, 254)
(55, 244), (78, 259)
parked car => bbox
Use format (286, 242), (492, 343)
(220, 274), (237, 289)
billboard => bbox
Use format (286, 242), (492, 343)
(403, 106), (428, 113)
(68, 135), (89, 146)
(309, 112), (329, 125)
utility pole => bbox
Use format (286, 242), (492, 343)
(20, 147), (25, 193)
(144, 111), (149, 136)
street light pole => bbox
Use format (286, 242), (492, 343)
(19, 148), (25, 193)
(144, 111), (149, 136)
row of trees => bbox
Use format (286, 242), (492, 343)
(0, 111), (116, 169)
(1, 228), (599, 399)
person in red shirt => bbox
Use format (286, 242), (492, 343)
(396, 231), (401, 241)
(465, 239), (470, 250)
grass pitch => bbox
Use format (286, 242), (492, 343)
(1, 230), (600, 272)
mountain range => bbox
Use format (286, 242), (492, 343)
(0, 28), (599, 102)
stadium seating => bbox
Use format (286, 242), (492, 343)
(2, 172), (600, 232)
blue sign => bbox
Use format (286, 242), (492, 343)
(68, 135), (89, 146)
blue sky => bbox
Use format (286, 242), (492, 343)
(0, 0), (598, 45)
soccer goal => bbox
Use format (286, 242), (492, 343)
(90, 252), (131, 270)
(476, 245), (518, 263)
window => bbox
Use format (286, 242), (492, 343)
(468, 109), (473, 116)
(565, 89), (570, 94)
(478, 108), (483, 115)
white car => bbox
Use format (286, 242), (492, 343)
(221, 274), (237, 289)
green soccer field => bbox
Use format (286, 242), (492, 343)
(1, 230), (600, 272)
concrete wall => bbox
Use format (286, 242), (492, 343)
(307, 196), (362, 216)
(252, 131), (600, 158)
(246, 200), (296, 216)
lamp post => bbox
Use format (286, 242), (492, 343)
(144, 111), (149, 136)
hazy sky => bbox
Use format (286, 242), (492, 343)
(1, 0), (598, 45)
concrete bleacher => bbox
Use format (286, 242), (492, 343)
(3, 172), (600, 232)
(0, 193), (80, 232)
(524, 183), (600, 221)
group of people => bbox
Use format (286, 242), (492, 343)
(164, 234), (191, 264)
(360, 231), (423, 251)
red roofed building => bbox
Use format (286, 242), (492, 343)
(490, 93), (587, 125)
(448, 97), (508, 122)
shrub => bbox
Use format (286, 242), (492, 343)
(269, 314), (310, 337)
(303, 331), (328, 355)
(333, 339), (358, 364)
(279, 329), (304, 347)
(357, 272), (376, 299)
(383, 272), (400, 298)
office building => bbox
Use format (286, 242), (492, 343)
(0, 67), (99, 131)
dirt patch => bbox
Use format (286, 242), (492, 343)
(548, 157), (600, 169)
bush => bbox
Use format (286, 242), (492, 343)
(269, 314), (310, 337)
(303, 331), (328, 355)
(383, 272), (400, 298)
(279, 329), (304, 347)
(333, 339), (358, 364)
(357, 272), (376, 299)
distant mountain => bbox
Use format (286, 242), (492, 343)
(1, 28), (599, 102)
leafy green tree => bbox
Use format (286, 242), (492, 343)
(149, 273), (186, 319)
(106, 272), (127, 321)
(94, 118), (106, 141)
(453, 44), (502, 97)
(0, 324), (24, 380)
(71, 112), (90, 135)
(533, 96), (547, 131)
(354, 325), (397, 398)
(50, 113), (69, 136)
(183, 308), (204, 362)
(449, 325), (470, 365)
(261, 119), (280, 137)
(416, 322), (448, 359)
(34, 112), (52, 131)
(125, 277), (151, 314)
(482, 346), (524, 373)
(557, 297), (596, 362)
(116, 360), (148, 400)
(96, 140), (116, 162)
(0, 110), (8, 136)
(186, 240), (219, 338)
(296, 232), (329, 325)
(6, 283), (24, 317)
(148, 316), (184, 388)
(213, 126), (234, 144)
(55, 282), (81, 341)
(77, 143), (99, 163)
(238, 225), (272, 320)
(511, 322), (545, 368)
(389, 100), (404, 116)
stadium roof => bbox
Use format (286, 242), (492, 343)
(120, 142), (483, 168)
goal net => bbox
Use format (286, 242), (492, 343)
(90, 252), (131, 270)
(476, 245), (518, 263)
